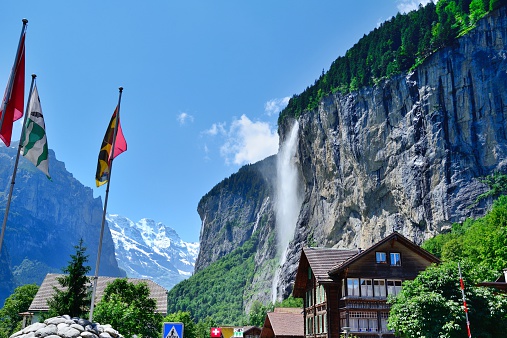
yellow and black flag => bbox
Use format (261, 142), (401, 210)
(95, 106), (127, 187)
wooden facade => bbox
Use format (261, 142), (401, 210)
(293, 232), (439, 338)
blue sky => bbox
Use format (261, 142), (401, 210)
(0, 1), (434, 243)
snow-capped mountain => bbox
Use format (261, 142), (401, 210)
(106, 214), (199, 291)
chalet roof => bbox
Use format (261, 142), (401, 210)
(292, 247), (357, 297)
(304, 247), (358, 283)
(28, 273), (168, 314)
(260, 311), (303, 338)
(328, 231), (440, 275)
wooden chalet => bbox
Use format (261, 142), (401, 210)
(293, 232), (439, 338)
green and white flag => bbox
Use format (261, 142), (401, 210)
(21, 84), (50, 178)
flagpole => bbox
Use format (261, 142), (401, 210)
(0, 19), (27, 132)
(89, 87), (123, 322)
(458, 262), (472, 338)
(0, 74), (36, 257)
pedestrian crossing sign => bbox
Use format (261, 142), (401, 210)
(163, 322), (184, 338)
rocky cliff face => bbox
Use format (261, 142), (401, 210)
(0, 144), (124, 305)
(275, 7), (507, 298)
(197, 7), (507, 304)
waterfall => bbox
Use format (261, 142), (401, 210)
(271, 121), (302, 303)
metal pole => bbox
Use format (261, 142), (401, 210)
(89, 87), (123, 321)
(0, 74), (36, 256)
(458, 262), (472, 338)
(0, 19), (27, 131)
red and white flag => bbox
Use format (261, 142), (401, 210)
(210, 327), (222, 338)
(0, 26), (26, 146)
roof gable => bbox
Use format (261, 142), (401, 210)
(329, 232), (440, 275)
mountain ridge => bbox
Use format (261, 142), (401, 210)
(107, 214), (199, 290)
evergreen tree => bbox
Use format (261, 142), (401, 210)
(47, 239), (91, 318)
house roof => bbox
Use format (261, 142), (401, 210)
(260, 310), (303, 338)
(28, 273), (168, 314)
(328, 231), (440, 275)
(304, 248), (358, 282)
(292, 247), (357, 297)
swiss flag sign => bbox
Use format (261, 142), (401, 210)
(211, 327), (222, 338)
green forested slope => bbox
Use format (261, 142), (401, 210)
(167, 232), (259, 325)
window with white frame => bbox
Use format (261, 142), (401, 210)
(376, 251), (387, 263)
(347, 278), (360, 297)
(380, 312), (389, 332)
(306, 316), (314, 335)
(387, 280), (402, 296)
(374, 279), (386, 297)
(349, 311), (378, 333)
(390, 252), (401, 266)
(316, 284), (326, 304)
(360, 279), (373, 297)
(306, 289), (313, 307)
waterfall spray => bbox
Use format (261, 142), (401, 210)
(271, 121), (302, 303)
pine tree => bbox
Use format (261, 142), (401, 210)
(47, 239), (91, 318)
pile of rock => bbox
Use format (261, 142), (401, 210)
(10, 315), (124, 338)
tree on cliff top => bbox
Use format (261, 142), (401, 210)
(47, 238), (91, 318)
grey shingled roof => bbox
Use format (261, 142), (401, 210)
(304, 247), (358, 283)
(28, 273), (168, 314)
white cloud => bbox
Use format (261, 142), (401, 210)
(203, 122), (226, 136)
(177, 112), (194, 125)
(396, 0), (435, 13)
(265, 97), (290, 116)
(220, 115), (279, 166)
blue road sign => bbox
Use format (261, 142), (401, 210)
(163, 322), (184, 338)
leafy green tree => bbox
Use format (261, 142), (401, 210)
(388, 261), (507, 338)
(275, 295), (303, 308)
(195, 317), (217, 338)
(94, 278), (162, 338)
(47, 239), (91, 318)
(163, 311), (196, 338)
(0, 284), (39, 338)
(248, 301), (272, 327)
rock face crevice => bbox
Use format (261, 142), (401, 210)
(197, 7), (507, 302)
